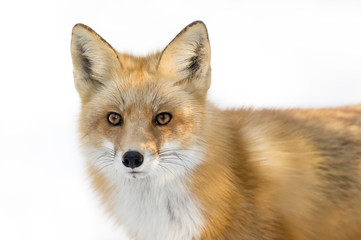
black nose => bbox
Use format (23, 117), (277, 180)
(122, 151), (144, 169)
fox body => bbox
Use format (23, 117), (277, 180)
(71, 21), (361, 240)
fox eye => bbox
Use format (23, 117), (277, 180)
(155, 112), (172, 126)
(107, 112), (123, 126)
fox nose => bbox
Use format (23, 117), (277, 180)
(122, 151), (144, 169)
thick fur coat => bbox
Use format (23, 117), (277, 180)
(71, 21), (361, 240)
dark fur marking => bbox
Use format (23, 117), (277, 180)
(315, 135), (361, 203)
(184, 40), (205, 79)
(167, 199), (176, 221)
(76, 41), (105, 88)
(79, 44), (92, 78)
(73, 23), (123, 84)
(156, 21), (209, 70)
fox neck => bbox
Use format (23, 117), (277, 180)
(93, 160), (204, 240)
(87, 132), (208, 239)
(189, 105), (251, 239)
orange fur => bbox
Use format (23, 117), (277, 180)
(71, 21), (361, 240)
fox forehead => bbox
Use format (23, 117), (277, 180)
(100, 75), (191, 114)
(100, 53), (199, 111)
(117, 53), (161, 74)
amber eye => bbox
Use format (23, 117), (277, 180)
(155, 112), (172, 126)
(107, 112), (123, 126)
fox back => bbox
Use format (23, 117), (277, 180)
(71, 21), (361, 240)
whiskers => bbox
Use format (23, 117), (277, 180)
(86, 144), (203, 181)
(91, 147), (116, 172)
(157, 147), (203, 177)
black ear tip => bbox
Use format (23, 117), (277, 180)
(184, 21), (209, 40)
(187, 20), (206, 28)
(186, 21), (208, 32)
(73, 23), (86, 32)
(73, 23), (87, 28)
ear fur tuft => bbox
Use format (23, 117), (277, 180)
(157, 21), (211, 97)
(71, 24), (120, 99)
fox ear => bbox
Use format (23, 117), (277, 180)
(157, 21), (211, 97)
(71, 24), (121, 99)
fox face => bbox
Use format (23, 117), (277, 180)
(71, 22), (211, 180)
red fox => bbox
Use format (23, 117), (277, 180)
(71, 21), (361, 240)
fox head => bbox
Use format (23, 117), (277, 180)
(71, 21), (211, 180)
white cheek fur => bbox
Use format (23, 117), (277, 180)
(153, 141), (204, 180)
(84, 139), (205, 240)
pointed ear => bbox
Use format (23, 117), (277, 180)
(71, 24), (121, 99)
(157, 21), (211, 97)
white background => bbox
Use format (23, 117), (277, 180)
(1, 0), (361, 239)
